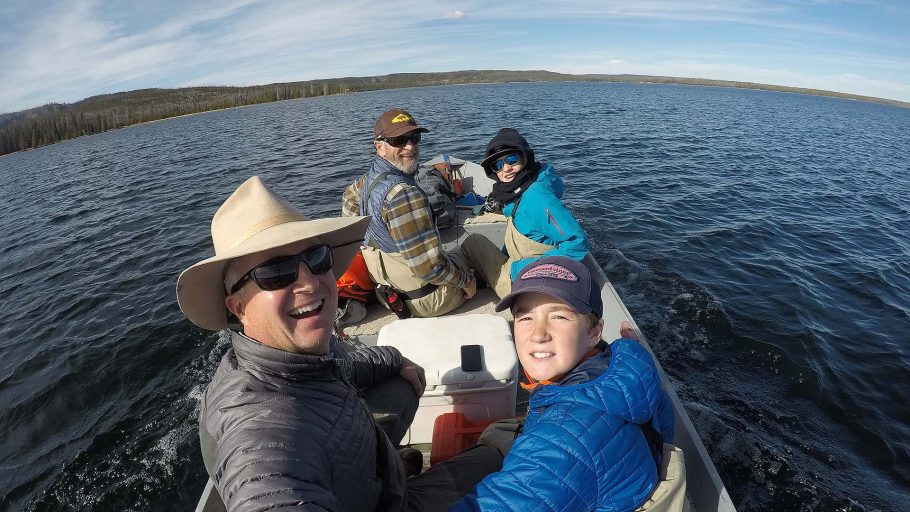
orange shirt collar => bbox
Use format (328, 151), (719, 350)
(520, 345), (602, 391)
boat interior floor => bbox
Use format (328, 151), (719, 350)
(338, 287), (512, 340)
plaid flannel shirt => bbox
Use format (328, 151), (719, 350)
(341, 173), (470, 289)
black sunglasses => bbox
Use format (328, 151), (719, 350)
(377, 132), (421, 148)
(229, 244), (334, 294)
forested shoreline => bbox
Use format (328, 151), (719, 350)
(2, 70), (907, 156)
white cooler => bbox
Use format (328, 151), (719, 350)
(377, 313), (519, 445)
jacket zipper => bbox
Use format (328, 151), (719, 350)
(546, 208), (565, 237)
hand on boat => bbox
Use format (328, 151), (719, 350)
(463, 276), (477, 299)
(400, 357), (426, 397)
(619, 320), (639, 340)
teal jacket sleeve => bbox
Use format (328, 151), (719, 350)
(508, 182), (590, 280)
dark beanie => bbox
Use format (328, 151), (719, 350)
(480, 128), (537, 174)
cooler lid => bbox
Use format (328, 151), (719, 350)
(377, 314), (518, 388)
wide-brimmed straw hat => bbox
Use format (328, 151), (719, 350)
(176, 176), (369, 330)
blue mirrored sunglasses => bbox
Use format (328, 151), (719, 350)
(493, 153), (522, 171)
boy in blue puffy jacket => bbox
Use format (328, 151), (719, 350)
(451, 256), (676, 512)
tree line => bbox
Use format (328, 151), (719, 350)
(0, 83), (345, 156)
(2, 70), (907, 156)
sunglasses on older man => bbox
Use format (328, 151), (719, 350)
(229, 244), (334, 294)
(492, 153), (522, 171)
(377, 132), (421, 148)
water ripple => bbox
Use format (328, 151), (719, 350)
(0, 82), (908, 511)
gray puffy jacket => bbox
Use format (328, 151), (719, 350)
(200, 332), (407, 511)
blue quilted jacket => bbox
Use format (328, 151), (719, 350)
(450, 338), (675, 512)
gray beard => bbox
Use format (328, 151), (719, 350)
(387, 155), (419, 174)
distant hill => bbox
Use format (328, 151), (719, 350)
(2, 70), (907, 156)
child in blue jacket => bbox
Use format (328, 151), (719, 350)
(462, 129), (589, 298)
(451, 256), (676, 512)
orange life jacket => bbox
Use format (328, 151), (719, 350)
(336, 252), (374, 302)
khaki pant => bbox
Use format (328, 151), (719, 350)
(462, 218), (556, 300)
(635, 444), (687, 512)
(462, 234), (511, 298)
(362, 245), (469, 318)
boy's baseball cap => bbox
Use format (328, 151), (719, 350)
(495, 256), (603, 318)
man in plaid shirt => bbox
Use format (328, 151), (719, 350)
(342, 108), (477, 317)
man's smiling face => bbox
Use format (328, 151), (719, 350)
(225, 239), (337, 355)
(376, 132), (420, 174)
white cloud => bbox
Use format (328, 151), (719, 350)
(0, 1), (478, 111)
(1, 0), (907, 111)
(821, 72), (910, 101)
(544, 51), (910, 101)
(0, 0), (257, 111)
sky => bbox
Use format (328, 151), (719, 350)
(1, 0), (909, 114)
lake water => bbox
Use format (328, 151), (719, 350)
(0, 82), (908, 511)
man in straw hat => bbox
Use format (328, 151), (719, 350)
(341, 108), (477, 318)
(178, 176), (502, 511)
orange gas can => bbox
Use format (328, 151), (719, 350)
(430, 412), (493, 465)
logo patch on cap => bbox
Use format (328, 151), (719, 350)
(391, 113), (413, 123)
(520, 263), (578, 282)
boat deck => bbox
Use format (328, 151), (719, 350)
(339, 287), (509, 340)
(194, 156), (735, 512)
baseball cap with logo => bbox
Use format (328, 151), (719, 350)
(495, 256), (603, 318)
(374, 108), (430, 139)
